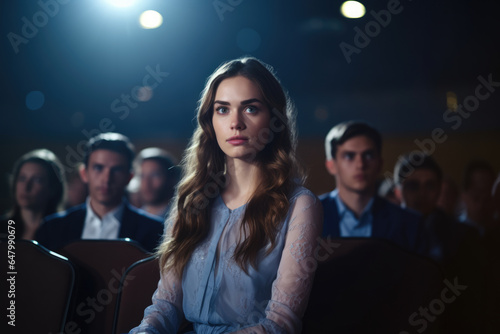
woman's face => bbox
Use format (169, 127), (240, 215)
(15, 162), (52, 211)
(212, 75), (271, 162)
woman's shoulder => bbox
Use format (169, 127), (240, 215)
(288, 185), (319, 205)
(285, 185), (323, 232)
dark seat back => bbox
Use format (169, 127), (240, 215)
(0, 239), (75, 334)
(113, 256), (160, 334)
(59, 239), (149, 334)
(302, 238), (444, 334)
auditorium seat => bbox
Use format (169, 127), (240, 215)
(302, 238), (444, 334)
(0, 239), (75, 334)
(58, 239), (150, 334)
(113, 256), (160, 334)
(112, 255), (193, 334)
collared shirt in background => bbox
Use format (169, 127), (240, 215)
(335, 192), (374, 237)
(81, 197), (124, 239)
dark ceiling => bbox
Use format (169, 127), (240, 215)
(1, 0), (499, 143)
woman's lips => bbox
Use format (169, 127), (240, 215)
(227, 136), (249, 145)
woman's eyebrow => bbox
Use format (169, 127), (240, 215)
(214, 100), (230, 105)
(214, 98), (264, 105)
(241, 98), (263, 105)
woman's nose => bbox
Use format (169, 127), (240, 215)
(230, 111), (245, 130)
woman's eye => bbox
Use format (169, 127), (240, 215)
(215, 106), (228, 114)
(245, 106), (257, 113)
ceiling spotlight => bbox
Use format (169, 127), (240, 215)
(341, 1), (366, 19)
(139, 10), (163, 29)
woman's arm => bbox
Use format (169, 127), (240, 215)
(129, 216), (185, 334)
(128, 267), (184, 334)
(235, 192), (323, 334)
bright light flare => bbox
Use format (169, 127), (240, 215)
(340, 1), (366, 19)
(107, 0), (136, 8)
(139, 10), (163, 29)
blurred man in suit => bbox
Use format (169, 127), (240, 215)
(134, 147), (179, 220)
(394, 153), (486, 333)
(320, 121), (426, 255)
(36, 132), (163, 253)
(459, 160), (496, 235)
(394, 153), (481, 265)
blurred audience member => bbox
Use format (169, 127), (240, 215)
(394, 153), (485, 333)
(394, 154), (442, 217)
(377, 177), (401, 206)
(134, 147), (179, 219)
(436, 175), (460, 218)
(394, 153), (480, 264)
(64, 163), (88, 209)
(1, 149), (66, 240)
(35, 133), (163, 253)
(126, 179), (143, 209)
(460, 160), (496, 235)
(320, 121), (426, 255)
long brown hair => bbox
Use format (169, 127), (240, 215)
(158, 57), (303, 275)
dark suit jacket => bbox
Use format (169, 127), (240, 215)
(35, 202), (164, 253)
(320, 190), (426, 255)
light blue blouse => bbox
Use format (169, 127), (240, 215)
(130, 186), (322, 334)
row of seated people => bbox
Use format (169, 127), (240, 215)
(320, 122), (499, 333)
(2, 126), (498, 249)
(1, 124), (499, 333)
(0, 133), (180, 252)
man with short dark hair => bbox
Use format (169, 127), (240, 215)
(135, 147), (179, 219)
(393, 153), (481, 264)
(460, 160), (496, 234)
(394, 153), (485, 333)
(320, 121), (426, 254)
(36, 133), (163, 253)
(393, 153), (443, 217)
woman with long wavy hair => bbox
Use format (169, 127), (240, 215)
(130, 57), (322, 334)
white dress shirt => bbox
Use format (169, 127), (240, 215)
(81, 197), (124, 240)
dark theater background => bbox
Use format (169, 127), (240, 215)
(1, 0), (499, 211)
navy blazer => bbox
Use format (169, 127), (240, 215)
(35, 202), (164, 253)
(320, 190), (426, 255)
